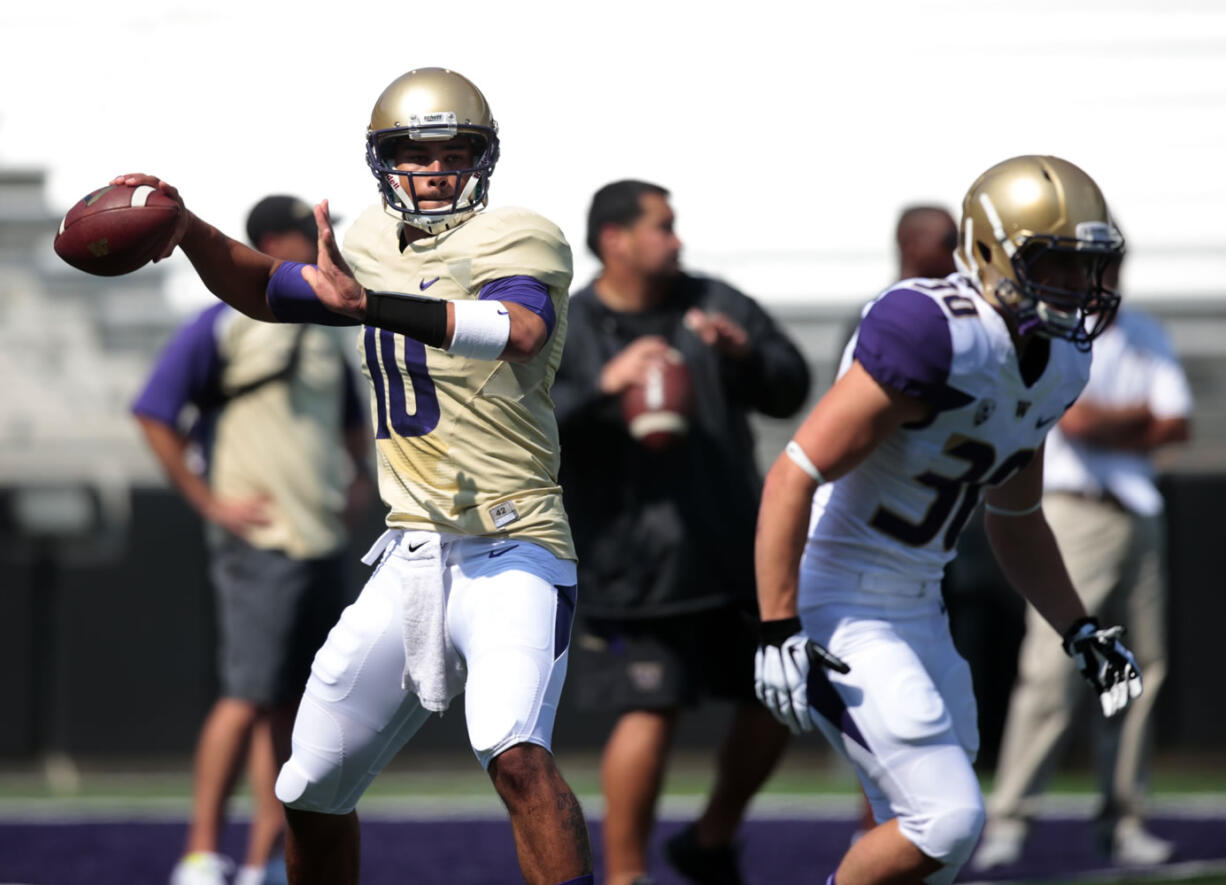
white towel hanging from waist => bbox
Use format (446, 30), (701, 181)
(361, 529), (465, 713)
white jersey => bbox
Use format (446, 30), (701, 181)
(1044, 308), (1192, 516)
(800, 274), (1090, 599)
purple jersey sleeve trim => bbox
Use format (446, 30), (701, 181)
(479, 275), (556, 338)
(266, 261), (361, 326)
(854, 288), (972, 410)
(131, 304), (227, 425)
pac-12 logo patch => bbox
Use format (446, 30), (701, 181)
(973, 399), (996, 426)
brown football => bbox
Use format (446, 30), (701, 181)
(54, 184), (181, 276)
(620, 352), (693, 451)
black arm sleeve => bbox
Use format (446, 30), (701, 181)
(364, 290), (448, 347)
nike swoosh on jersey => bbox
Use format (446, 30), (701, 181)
(407, 541), (427, 552)
(489, 544), (519, 558)
(420, 277), (440, 290)
(1034, 413), (1061, 429)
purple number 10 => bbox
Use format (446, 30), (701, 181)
(364, 327), (441, 439)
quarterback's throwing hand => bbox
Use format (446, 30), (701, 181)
(1063, 617), (1143, 718)
(109, 174), (191, 261)
(754, 617), (849, 734)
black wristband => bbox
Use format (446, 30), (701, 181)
(364, 290), (448, 347)
(759, 616), (802, 647)
(1062, 616), (1099, 652)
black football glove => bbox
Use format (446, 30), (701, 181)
(1062, 616), (1143, 718)
(754, 616), (850, 734)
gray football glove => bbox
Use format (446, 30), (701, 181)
(1062, 617), (1143, 718)
(754, 617), (850, 734)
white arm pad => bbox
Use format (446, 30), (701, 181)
(785, 440), (825, 484)
(447, 300), (512, 360)
(983, 499), (1042, 516)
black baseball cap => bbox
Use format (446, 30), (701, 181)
(246, 195), (336, 246)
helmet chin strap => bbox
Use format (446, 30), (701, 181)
(962, 265), (1043, 338)
(384, 172), (485, 235)
(383, 202), (478, 235)
(1035, 300), (1079, 335)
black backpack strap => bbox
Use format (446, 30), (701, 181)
(218, 324), (309, 403)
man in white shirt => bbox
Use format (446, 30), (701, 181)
(975, 275), (1193, 869)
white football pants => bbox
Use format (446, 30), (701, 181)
(275, 530), (577, 815)
(800, 574), (984, 883)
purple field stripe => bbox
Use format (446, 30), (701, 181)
(0, 815), (1222, 884)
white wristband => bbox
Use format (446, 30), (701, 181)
(983, 499), (1042, 516)
(448, 300), (512, 360)
(785, 440), (825, 484)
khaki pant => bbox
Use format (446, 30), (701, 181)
(988, 492), (1167, 824)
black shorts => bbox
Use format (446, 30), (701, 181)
(209, 535), (351, 706)
(570, 605), (758, 713)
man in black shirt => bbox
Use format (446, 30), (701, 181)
(554, 181), (811, 885)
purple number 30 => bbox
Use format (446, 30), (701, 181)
(363, 327), (441, 438)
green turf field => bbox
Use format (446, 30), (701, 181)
(1, 749), (1224, 804)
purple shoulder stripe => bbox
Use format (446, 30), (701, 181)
(479, 275), (556, 338)
(854, 288), (972, 410)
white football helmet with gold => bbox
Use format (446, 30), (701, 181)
(365, 67), (499, 235)
(954, 155), (1123, 350)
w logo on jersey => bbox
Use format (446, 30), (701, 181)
(973, 399), (996, 427)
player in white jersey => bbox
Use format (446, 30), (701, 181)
(113, 68), (593, 885)
(753, 155), (1143, 885)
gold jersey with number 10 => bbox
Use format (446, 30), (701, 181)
(342, 203), (575, 562)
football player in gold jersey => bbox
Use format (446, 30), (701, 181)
(114, 67), (593, 885)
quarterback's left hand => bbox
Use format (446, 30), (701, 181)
(302, 200), (366, 321)
(754, 617), (850, 734)
(1063, 617), (1143, 718)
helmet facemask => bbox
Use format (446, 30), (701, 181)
(366, 119), (499, 235)
(1003, 231), (1122, 349)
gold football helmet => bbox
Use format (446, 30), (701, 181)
(365, 67), (500, 234)
(954, 155), (1123, 349)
